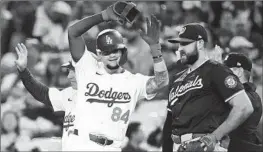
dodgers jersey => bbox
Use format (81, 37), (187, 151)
(49, 87), (77, 150)
(73, 48), (156, 142)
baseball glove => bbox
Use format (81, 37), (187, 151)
(112, 1), (140, 24)
(177, 136), (216, 152)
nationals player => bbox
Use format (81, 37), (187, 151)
(67, 2), (169, 151)
(15, 43), (77, 151)
(224, 53), (262, 152)
(162, 23), (254, 152)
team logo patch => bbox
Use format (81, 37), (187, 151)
(106, 35), (113, 44)
(224, 75), (237, 88)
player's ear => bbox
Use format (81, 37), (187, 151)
(196, 39), (204, 51)
(237, 67), (244, 78)
(232, 67), (242, 78)
(96, 49), (102, 61)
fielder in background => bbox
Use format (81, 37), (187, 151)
(224, 52), (262, 152)
(14, 43), (77, 151)
(67, 1), (169, 151)
(162, 23), (254, 152)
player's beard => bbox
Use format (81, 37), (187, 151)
(180, 46), (199, 65)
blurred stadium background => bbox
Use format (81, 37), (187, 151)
(1, 1), (262, 151)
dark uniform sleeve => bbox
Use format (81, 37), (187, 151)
(19, 68), (53, 108)
(211, 64), (244, 102)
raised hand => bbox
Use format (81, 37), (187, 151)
(14, 43), (28, 72)
(140, 15), (161, 46)
(208, 45), (223, 63)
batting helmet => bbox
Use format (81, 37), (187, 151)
(96, 29), (127, 66)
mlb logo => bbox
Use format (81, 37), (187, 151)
(106, 35), (113, 44)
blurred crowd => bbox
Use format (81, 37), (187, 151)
(0, 1), (262, 151)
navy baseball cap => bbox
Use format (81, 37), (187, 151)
(223, 53), (252, 72)
(168, 23), (208, 43)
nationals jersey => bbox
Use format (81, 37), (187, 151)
(167, 60), (244, 135)
(49, 87), (77, 151)
(73, 49), (155, 142)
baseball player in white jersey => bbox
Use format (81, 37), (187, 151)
(15, 43), (77, 151)
(67, 2), (169, 151)
(48, 62), (77, 151)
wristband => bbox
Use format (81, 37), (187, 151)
(153, 55), (163, 63)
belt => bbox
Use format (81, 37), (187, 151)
(171, 133), (206, 144)
(73, 129), (114, 146)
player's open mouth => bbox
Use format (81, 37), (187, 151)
(180, 52), (187, 57)
(109, 59), (117, 61)
(181, 54), (186, 57)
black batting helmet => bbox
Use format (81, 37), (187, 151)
(96, 29), (127, 66)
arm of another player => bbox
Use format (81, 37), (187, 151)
(140, 15), (169, 94)
(14, 43), (64, 111)
(211, 90), (253, 140)
(202, 65), (254, 146)
(68, 2), (121, 62)
(15, 43), (52, 108)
